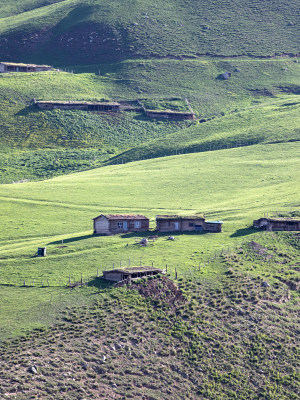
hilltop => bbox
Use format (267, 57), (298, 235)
(0, 0), (299, 66)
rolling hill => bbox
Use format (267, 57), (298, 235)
(0, 0), (299, 66)
(0, 1), (299, 398)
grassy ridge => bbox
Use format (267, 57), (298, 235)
(0, 0), (299, 65)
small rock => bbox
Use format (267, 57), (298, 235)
(101, 355), (107, 362)
(168, 236), (175, 241)
(81, 362), (88, 370)
(29, 366), (37, 374)
(261, 281), (270, 287)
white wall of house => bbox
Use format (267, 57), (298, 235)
(94, 216), (110, 234)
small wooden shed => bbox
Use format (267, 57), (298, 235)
(93, 214), (149, 235)
(0, 62), (52, 73)
(102, 266), (164, 282)
(156, 215), (223, 233)
(253, 217), (300, 231)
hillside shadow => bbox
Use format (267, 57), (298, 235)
(15, 105), (40, 116)
(230, 227), (256, 238)
(88, 277), (113, 289)
(48, 234), (94, 245)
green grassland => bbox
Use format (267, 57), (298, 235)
(0, 141), (299, 339)
(0, 57), (299, 182)
(0, 1), (299, 397)
(0, 0), (299, 65)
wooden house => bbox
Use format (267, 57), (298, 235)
(93, 214), (149, 235)
(36, 100), (120, 112)
(253, 217), (300, 231)
(146, 109), (195, 120)
(102, 266), (164, 282)
(0, 62), (52, 73)
(156, 215), (223, 233)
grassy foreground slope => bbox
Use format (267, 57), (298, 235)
(0, 142), (299, 338)
(0, 0), (299, 65)
(0, 234), (299, 399)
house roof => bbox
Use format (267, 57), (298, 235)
(1, 62), (51, 68)
(36, 100), (120, 106)
(156, 214), (205, 220)
(255, 217), (300, 223)
(206, 221), (223, 224)
(93, 214), (149, 220)
(103, 266), (163, 274)
(147, 109), (195, 115)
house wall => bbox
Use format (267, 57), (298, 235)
(94, 216), (110, 234)
(157, 219), (206, 232)
(254, 219), (300, 231)
(109, 219), (149, 234)
(103, 272), (123, 282)
(147, 111), (195, 120)
(269, 221), (300, 231)
(203, 222), (222, 232)
(0, 64), (5, 73)
(156, 219), (181, 232)
(181, 219), (205, 231)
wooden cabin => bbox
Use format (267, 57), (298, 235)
(0, 62), (52, 73)
(146, 109), (195, 120)
(93, 214), (149, 235)
(253, 217), (300, 231)
(156, 215), (223, 233)
(36, 100), (120, 112)
(102, 266), (164, 282)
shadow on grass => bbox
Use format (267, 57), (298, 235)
(120, 230), (210, 239)
(15, 105), (40, 117)
(48, 234), (94, 245)
(230, 227), (256, 238)
(87, 277), (113, 289)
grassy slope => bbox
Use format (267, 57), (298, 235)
(0, 142), (299, 338)
(0, 0), (299, 65)
(0, 57), (299, 182)
(0, 233), (299, 399)
(109, 95), (300, 163)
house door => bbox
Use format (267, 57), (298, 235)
(123, 221), (128, 231)
(174, 222), (179, 230)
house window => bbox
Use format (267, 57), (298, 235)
(134, 220), (141, 228)
(117, 222), (123, 229)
